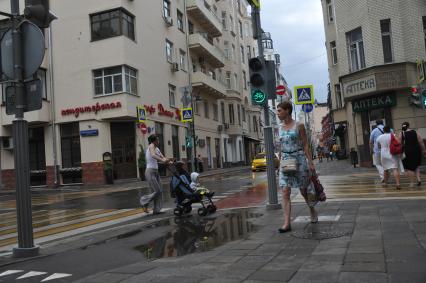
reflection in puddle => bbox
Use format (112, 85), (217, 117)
(135, 210), (262, 260)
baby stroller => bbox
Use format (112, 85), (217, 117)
(169, 162), (217, 217)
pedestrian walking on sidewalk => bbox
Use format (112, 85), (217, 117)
(370, 120), (385, 182)
(276, 101), (318, 233)
(376, 126), (403, 190)
(140, 134), (172, 214)
(399, 122), (426, 187)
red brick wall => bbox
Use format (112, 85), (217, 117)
(82, 162), (105, 185)
(1, 169), (15, 189)
(46, 166), (56, 187)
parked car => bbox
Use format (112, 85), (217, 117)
(251, 153), (279, 172)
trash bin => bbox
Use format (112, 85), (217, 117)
(350, 148), (358, 168)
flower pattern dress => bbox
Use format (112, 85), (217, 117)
(278, 122), (309, 189)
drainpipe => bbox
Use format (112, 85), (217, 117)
(48, 26), (59, 186)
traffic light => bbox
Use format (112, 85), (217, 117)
(422, 89), (426, 108)
(249, 57), (267, 105)
(409, 86), (422, 108)
(24, 0), (57, 28)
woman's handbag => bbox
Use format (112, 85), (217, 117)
(280, 156), (298, 173)
(310, 172), (326, 202)
(390, 133), (403, 155)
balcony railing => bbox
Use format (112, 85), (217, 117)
(186, 0), (222, 37)
(189, 33), (225, 68)
(192, 71), (226, 98)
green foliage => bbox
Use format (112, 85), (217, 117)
(138, 144), (146, 169)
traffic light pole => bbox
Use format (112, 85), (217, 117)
(252, 6), (280, 210)
(11, 0), (39, 258)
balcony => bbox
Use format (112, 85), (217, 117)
(192, 71), (226, 98)
(189, 33), (225, 68)
(225, 123), (243, 136)
(186, 0), (222, 37)
(1, 100), (51, 126)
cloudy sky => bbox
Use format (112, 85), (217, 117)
(259, 0), (329, 103)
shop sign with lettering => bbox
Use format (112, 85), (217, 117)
(143, 103), (181, 120)
(343, 75), (376, 98)
(61, 102), (122, 118)
(352, 93), (396, 112)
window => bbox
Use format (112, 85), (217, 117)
(243, 71), (247, 90)
(234, 73), (238, 90)
(229, 16), (234, 33)
(380, 19), (393, 63)
(194, 100), (199, 115)
(179, 49), (186, 70)
(60, 123), (82, 183)
(221, 12), (227, 29)
(326, 0), (334, 23)
(253, 116), (257, 132)
(237, 0), (241, 12)
(90, 9), (135, 41)
(239, 20), (243, 38)
(263, 39), (273, 49)
(237, 105), (241, 125)
(169, 84), (176, 107)
(93, 65), (137, 96)
(240, 45), (245, 63)
(247, 45), (251, 61)
(423, 17), (426, 53)
(330, 41), (338, 65)
(226, 72), (231, 89)
(188, 20), (194, 34)
(163, 0), (171, 18)
(221, 102), (225, 123)
(213, 104), (218, 121)
(347, 28), (365, 72)
(224, 41), (230, 59)
(242, 106), (246, 122)
(165, 40), (173, 63)
(177, 10), (184, 31)
(335, 84), (342, 109)
(204, 101), (209, 118)
(228, 104), (235, 124)
(232, 44), (236, 62)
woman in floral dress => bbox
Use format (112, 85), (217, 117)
(276, 101), (317, 233)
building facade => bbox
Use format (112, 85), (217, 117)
(0, 0), (264, 189)
(321, 0), (426, 166)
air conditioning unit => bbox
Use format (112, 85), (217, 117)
(171, 62), (179, 72)
(224, 123), (229, 129)
(2, 137), (13, 150)
(217, 125), (223, 132)
(164, 16), (173, 27)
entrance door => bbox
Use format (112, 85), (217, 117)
(111, 122), (137, 180)
(206, 137), (212, 168)
(215, 138), (220, 168)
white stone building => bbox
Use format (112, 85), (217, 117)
(0, 0), (264, 189)
(321, 0), (426, 166)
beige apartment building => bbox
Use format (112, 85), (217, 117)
(0, 0), (263, 189)
(321, 0), (426, 166)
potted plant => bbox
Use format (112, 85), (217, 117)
(103, 160), (114, 184)
(138, 144), (147, 181)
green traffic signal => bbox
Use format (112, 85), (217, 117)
(251, 89), (266, 105)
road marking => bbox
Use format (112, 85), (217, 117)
(41, 273), (73, 282)
(16, 271), (47, 279)
(0, 270), (23, 277)
(294, 215), (341, 222)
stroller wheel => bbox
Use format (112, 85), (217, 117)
(173, 207), (183, 216)
(184, 206), (192, 214)
(197, 207), (208, 216)
(207, 205), (217, 214)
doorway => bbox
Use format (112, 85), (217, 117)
(215, 138), (220, 168)
(111, 122), (137, 180)
(206, 137), (212, 169)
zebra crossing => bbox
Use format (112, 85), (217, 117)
(0, 270), (72, 282)
(290, 171), (426, 203)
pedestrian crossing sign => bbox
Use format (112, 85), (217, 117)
(137, 106), (146, 122)
(294, 85), (314, 105)
(181, 108), (193, 122)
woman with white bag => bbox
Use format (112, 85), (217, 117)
(276, 102), (317, 233)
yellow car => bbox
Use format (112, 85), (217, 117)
(251, 153), (279, 171)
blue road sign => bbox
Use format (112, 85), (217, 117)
(294, 85), (314, 105)
(181, 108), (193, 122)
(302, 103), (314, 113)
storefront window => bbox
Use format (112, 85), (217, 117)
(29, 127), (46, 186)
(60, 123), (82, 184)
(155, 122), (166, 176)
(172, 125), (180, 160)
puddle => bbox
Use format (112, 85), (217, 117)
(134, 210), (262, 260)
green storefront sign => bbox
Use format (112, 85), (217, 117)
(352, 93), (396, 112)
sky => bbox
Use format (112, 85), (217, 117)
(259, 0), (329, 103)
